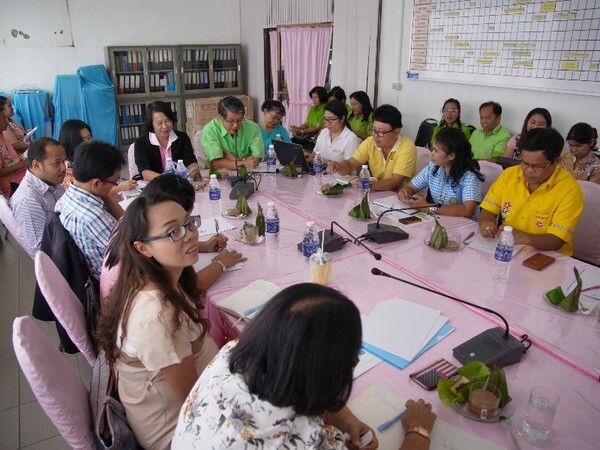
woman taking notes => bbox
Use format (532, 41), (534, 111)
(398, 128), (484, 219)
(313, 100), (361, 162)
(96, 191), (219, 449)
(172, 283), (436, 450)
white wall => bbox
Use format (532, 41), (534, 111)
(377, 0), (598, 141)
(0, 0), (241, 94)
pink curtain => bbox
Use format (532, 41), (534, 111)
(280, 26), (332, 129)
(269, 30), (279, 100)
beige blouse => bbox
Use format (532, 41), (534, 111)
(561, 151), (600, 184)
(116, 289), (218, 450)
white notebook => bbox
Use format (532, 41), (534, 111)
(348, 384), (506, 450)
(215, 279), (281, 320)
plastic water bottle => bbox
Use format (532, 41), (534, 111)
(208, 174), (221, 217)
(267, 144), (277, 173)
(313, 151), (324, 192)
(492, 226), (514, 283)
(302, 221), (319, 261)
(274, 133), (282, 141)
(358, 164), (371, 202)
(164, 156), (176, 175)
(175, 159), (188, 180)
(265, 201), (280, 253)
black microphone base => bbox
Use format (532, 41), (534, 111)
(296, 230), (347, 253)
(229, 182), (255, 199)
(367, 223), (409, 244)
(319, 230), (346, 252)
(453, 327), (525, 367)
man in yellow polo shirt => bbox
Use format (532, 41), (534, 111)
(478, 127), (583, 255)
(326, 105), (416, 191)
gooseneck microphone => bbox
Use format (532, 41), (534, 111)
(371, 267), (530, 367)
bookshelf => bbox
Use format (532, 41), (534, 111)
(107, 44), (243, 148)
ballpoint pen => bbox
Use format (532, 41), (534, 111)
(377, 408), (407, 432)
(214, 218), (220, 238)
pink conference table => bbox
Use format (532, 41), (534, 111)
(257, 174), (600, 379)
(194, 174), (599, 449)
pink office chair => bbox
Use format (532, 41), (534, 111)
(0, 195), (31, 256)
(415, 146), (432, 174)
(34, 251), (97, 366)
(573, 180), (600, 266)
(478, 160), (504, 198)
(12, 316), (96, 450)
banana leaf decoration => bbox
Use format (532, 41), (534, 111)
(236, 194), (252, 217)
(427, 218), (448, 250)
(545, 266), (582, 312)
(282, 158), (299, 177)
(348, 194), (372, 219)
(208, 160), (219, 178)
(255, 202), (265, 237)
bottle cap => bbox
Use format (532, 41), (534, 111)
(268, 201), (274, 207)
(210, 174), (217, 179)
(306, 221), (314, 227)
(362, 164), (368, 169)
(504, 226), (513, 232)
(177, 159), (184, 164)
(269, 144), (274, 149)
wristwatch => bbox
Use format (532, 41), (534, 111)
(429, 206), (438, 214)
(405, 426), (430, 441)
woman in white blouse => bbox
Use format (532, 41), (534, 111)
(313, 100), (361, 163)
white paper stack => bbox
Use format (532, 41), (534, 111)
(361, 298), (454, 369)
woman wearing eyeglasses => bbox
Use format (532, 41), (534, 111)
(96, 188), (223, 450)
(312, 100), (361, 163)
(430, 99), (471, 146)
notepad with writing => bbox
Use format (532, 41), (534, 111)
(348, 384), (506, 450)
(215, 280), (281, 320)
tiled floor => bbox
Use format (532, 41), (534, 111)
(0, 234), (91, 449)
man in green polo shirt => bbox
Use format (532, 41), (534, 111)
(201, 96), (264, 170)
(469, 101), (511, 160)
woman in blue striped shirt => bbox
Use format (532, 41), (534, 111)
(398, 127), (484, 219)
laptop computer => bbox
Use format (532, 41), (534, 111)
(273, 140), (311, 173)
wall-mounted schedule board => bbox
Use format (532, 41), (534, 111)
(409, 0), (600, 95)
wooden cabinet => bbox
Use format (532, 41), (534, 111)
(107, 44), (243, 148)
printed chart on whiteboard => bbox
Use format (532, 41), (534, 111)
(409, 0), (600, 94)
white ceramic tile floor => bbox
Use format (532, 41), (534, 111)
(0, 234), (86, 449)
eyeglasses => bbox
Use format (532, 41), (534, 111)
(371, 128), (396, 138)
(323, 117), (339, 124)
(442, 108), (459, 113)
(102, 178), (120, 187)
(520, 160), (552, 171)
(222, 117), (244, 125)
(141, 216), (202, 243)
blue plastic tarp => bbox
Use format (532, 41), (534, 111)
(77, 65), (118, 146)
(52, 75), (84, 140)
(12, 90), (48, 140)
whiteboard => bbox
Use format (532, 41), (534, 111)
(408, 0), (600, 96)
(0, 0), (73, 48)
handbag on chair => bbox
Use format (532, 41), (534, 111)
(90, 351), (141, 450)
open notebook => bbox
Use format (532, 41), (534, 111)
(215, 279), (281, 321)
(349, 384), (506, 450)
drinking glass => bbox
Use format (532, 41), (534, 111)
(468, 381), (501, 420)
(518, 386), (559, 447)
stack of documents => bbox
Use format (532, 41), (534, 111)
(465, 232), (525, 255)
(362, 298), (454, 370)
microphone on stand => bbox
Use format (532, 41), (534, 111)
(366, 204), (441, 244)
(371, 267), (531, 367)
